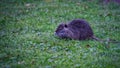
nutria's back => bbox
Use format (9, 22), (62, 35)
(55, 19), (94, 40)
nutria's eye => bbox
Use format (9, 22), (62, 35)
(64, 24), (68, 28)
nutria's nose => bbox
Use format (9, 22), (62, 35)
(54, 32), (57, 36)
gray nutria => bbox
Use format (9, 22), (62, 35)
(55, 19), (100, 41)
(55, 19), (120, 48)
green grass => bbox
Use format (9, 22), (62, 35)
(0, 0), (120, 68)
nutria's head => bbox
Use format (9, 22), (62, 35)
(55, 23), (74, 39)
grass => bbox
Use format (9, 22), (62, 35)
(0, 0), (120, 68)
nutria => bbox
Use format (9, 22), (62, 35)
(55, 19), (100, 41)
(55, 19), (120, 48)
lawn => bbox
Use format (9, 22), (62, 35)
(0, 0), (120, 68)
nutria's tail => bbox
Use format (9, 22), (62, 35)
(92, 36), (120, 43)
(91, 36), (103, 43)
(91, 36), (120, 48)
(91, 36), (108, 47)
